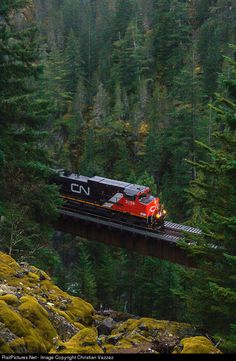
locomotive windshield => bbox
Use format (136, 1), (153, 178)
(139, 193), (155, 204)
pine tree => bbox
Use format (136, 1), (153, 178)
(0, 0), (60, 264)
(43, 44), (70, 118)
(62, 0), (81, 36)
(111, 21), (146, 95)
(64, 28), (82, 94)
(135, 257), (182, 319)
(153, 0), (191, 85)
(181, 47), (236, 351)
(113, 0), (133, 41)
(75, 242), (97, 305)
(96, 246), (117, 308)
(91, 83), (110, 128)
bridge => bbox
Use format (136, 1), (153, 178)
(54, 207), (201, 267)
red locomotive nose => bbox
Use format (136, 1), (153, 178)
(147, 198), (159, 217)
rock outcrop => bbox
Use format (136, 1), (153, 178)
(0, 252), (221, 354)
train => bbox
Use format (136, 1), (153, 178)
(52, 169), (166, 229)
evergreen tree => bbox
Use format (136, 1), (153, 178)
(111, 21), (146, 95)
(96, 246), (117, 308)
(74, 242), (97, 305)
(62, 0), (81, 36)
(181, 47), (236, 351)
(0, 0), (60, 265)
(153, 0), (191, 85)
(91, 83), (110, 127)
(113, 0), (133, 41)
(136, 257), (182, 319)
(64, 28), (82, 94)
(43, 45), (70, 118)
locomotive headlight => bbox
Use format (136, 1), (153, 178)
(163, 210), (167, 215)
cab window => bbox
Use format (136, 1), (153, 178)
(124, 194), (136, 201)
(139, 193), (155, 204)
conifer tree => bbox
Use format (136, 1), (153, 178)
(96, 246), (117, 308)
(153, 0), (191, 85)
(43, 44), (70, 118)
(111, 21), (146, 95)
(135, 257), (182, 319)
(64, 28), (82, 94)
(113, 0), (133, 41)
(0, 0), (60, 264)
(181, 47), (236, 350)
(75, 242), (97, 305)
(91, 83), (110, 128)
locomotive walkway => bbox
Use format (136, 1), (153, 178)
(55, 207), (201, 267)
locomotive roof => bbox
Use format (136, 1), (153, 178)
(90, 175), (130, 188)
(57, 170), (149, 195)
(125, 184), (147, 196)
(57, 170), (89, 182)
(89, 176), (148, 195)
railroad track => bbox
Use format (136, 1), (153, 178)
(164, 221), (202, 235)
(59, 205), (202, 245)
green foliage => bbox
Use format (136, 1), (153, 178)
(153, 0), (191, 85)
(70, 242), (97, 305)
(42, 45), (71, 118)
(135, 257), (183, 319)
(0, 0), (29, 18)
(111, 21), (147, 95)
(1, 1), (235, 351)
(64, 29), (83, 94)
(95, 246), (117, 307)
(179, 48), (236, 350)
(0, 0), (61, 266)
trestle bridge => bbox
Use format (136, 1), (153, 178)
(55, 207), (201, 267)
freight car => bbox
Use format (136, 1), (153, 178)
(53, 169), (166, 229)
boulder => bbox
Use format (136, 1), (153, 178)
(177, 336), (222, 354)
(97, 317), (117, 336)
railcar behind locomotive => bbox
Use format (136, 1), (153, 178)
(53, 170), (166, 229)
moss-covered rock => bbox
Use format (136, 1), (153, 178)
(0, 300), (28, 338)
(0, 252), (223, 355)
(111, 317), (192, 338)
(39, 280), (94, 325)
(50, 328), (103, 354)
(177, 336), (222, 354)
(0, 252), (95, 353)
(101, 318), (193, 353)
(18, 295), (57, 351)
(0, 294), (19, 305)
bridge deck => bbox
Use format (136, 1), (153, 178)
(55, 208), (195, 267)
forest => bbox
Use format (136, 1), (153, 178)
(0, 0), (236, 353)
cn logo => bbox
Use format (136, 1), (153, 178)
(71, 183), (90, 196)
(149, 206), (156, 213)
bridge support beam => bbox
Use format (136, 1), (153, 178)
(54, 212), (195, 267)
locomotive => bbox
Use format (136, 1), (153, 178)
(53, 169), (166, 229)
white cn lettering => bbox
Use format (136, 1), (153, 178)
(71, 183), (90, 196)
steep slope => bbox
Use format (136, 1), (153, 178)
(0, 252), (221, 354)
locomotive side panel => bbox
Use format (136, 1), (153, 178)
(60, 177), (90, 199)
(88, 177), (129, 204)
(59, 174), (128, 205)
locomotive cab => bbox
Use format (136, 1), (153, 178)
(138, 192), (155, 204)
(138, 190), (166, 228)
(118, 186), (166, 229)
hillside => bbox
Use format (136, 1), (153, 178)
(0, 0), (235, 354)
(0, 252), (221, 354)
